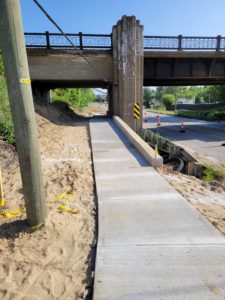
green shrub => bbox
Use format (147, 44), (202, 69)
(0, 76), (15, 145)
(202, 167), (224, 181)
(162, 93), (176, 107)
(52, 88), (96, 110)
(152, 104), (166, 111)
(214, 111), (225, 120)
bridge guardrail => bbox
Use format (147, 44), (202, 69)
(143, 35), (225, 51)
(25, 32), (225, 51)
(25, 32), (112, 49)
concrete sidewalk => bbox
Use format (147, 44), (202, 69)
(90, 118), (225, 300)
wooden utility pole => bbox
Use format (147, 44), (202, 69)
(0, 0), (47, 226)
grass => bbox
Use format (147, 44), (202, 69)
(202, 166), (225, 182)
(177, 107), (225, 121)
(148, 106), (225, 121)
(0, 77), (15, 145)
(147, 108), (176, 116)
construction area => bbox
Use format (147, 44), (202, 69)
(0, 1), (225, 299)
(0, 102), (225, 299)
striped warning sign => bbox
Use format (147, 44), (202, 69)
(133, 102), (140, 120)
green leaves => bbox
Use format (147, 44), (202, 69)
(0, 75), (15, 145)
(52, 88), (95, 109)
(162, 93), (176, 106)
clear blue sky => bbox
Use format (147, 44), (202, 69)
(21, 0), (225, 36)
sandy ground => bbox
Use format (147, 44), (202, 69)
(1, 99), (224, 299)
(0, 103), (96, 299)
(159, 166), (225, 236)
(76, 102), (108, 118)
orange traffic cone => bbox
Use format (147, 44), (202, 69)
(180, 118), (186, 132)
(157, 114), (161, 126)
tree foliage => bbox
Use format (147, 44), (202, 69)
(162, 93), (176, 106)
(0, 54), (15, 144)
(207, 86), (225, 103)
(0, 54), (4, 76)
(52, 88), (96, 109)
(143, 87), (155, 107)
(154, 85), (225, 104)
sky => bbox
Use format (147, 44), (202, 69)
(20, 0), (225, 36)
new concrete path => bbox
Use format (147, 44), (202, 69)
(90, 118), (225, 300)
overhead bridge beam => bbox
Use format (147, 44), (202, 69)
(27, 49), (113, 86)
(144, 51), (225, 86)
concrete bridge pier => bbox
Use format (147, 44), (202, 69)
(112, 16), (144, 132)
(107, 85), (113, 117)
(32, 88), (51, 104)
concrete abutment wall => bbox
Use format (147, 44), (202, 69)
(112, 16), (144, 132)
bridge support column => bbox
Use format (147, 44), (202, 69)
(107, 85), (113, 117)
(112, 16), (144, 131)
(33, 88), (51, 104)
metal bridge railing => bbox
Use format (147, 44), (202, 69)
(25, 32), (225, 51)
(25, 32), (112, 49)
(143, 35), (225, 51)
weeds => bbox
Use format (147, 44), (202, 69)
(202, 166), (225, 182)
(0, 76), (15, 145)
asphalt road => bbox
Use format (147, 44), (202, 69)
(143, 111), (225, 164)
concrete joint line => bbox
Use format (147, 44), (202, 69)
(98, 243), (225, 248)
(98, 193), (181, 202)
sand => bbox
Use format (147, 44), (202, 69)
(159, 166), (225, 236)
(1, 99), (224, 299)
(0, 103), (96, 299)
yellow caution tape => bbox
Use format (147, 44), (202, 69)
(0, 208), (25, 219)
(0, 197), (5, 206)
(48, 191), (75, 204)
(58, 204), (80, 214)
(0, 191), (79, 220)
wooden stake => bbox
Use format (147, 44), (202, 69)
(0, 167), (4, 205)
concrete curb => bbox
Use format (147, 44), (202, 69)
(113, 116), (163, 167)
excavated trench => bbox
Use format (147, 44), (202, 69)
(142, 129), (204, 178)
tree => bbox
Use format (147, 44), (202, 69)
(143, 87), (155, 108)
(208, 85), (225, 103)
(195, 95), (205, 104)
(155, 87), (164, 99)
(162, 93), (176, 107)
(52, 88), (96, 109)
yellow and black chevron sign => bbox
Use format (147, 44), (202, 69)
(133, 102), (140, 120)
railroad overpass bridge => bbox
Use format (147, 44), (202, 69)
(26, 16), (225, 131)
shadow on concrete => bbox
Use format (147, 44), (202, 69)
(92, 118), (149, 167)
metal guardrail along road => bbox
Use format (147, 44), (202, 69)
(25, 32), (225, 51)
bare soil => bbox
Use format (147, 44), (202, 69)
(159, 166), (225, 236)
(1, 100), (224, 299)
(0, 102), (96, 300)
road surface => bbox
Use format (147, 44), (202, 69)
(144, 112), (225, 164)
